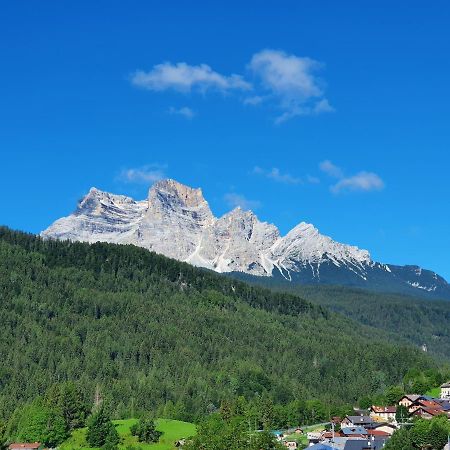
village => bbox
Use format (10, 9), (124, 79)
(272, 382), (450, 450)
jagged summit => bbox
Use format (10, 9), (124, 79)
(149, 179), (208, 209)
(41, 178), (450, 299)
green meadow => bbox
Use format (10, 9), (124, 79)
(60, 418), (196, 450)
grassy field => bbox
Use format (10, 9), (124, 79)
(60, 418), (196, 450)
(425, 387), (441, 397)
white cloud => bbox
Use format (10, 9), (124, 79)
(131, 62), (251, 93)
(243, 95), (264, 106)
(249, 49), (333, 123)
(168, 106), (195, 119)
(306, 175), (321, 184)
(224, 193), (261, 210)
(131, 50), (334, 123)
(313, 99), (335, 114)
(320, 160), (384, 194)
(319, 160), (344, 178)
(331, 171), (385, 194)
(253, 166), (302, 185)
(119, 164), (167, 184)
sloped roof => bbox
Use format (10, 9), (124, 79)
(344, 415), (374, 424)
(399, 394), (422, 402)
(412, 407), (446, 417)
(371, 405), (397, 413)
(9, 444), (41, 450)
(343, 439), (387, 450)
(341, 427), (368, 435)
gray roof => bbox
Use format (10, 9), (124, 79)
(401, 394), (422, 402)
(307, 444), (337, 450)
(344, 416), (374, 424)
(341, 427), (368, 436)
(344, 438), (388, 450)
(441, 382), (450, 388)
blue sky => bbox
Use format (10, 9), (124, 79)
(1, 1), (449, 279)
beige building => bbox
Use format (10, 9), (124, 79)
(370, 405), (397, 422)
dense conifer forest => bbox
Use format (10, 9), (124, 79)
(232, 274), (450, 359)
(0, 227), (440, 426)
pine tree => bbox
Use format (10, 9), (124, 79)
(86, 406), (119, 448)
(130, 416), (162, 443)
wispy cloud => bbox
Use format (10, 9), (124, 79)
(131, 49), (333, 123)
(118, 164), (167, 184)
(320, 160), (384, 194)
(331, 171), (385, 194)
(306, 175), (321, 184)
(319, 160), (344, 178)
(131, 62), (251, 93)
(249, 49), (334, 123)
(168, 106), (195, 119)
(253, 166), (302, 185)
(243, 95), (265, 106)
(224, 193), (261, 210)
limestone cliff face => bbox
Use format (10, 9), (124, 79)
(41, 179), (450, 298)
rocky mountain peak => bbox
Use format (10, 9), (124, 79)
(40, 178), (450, 299)
(148, 179), (208, 209)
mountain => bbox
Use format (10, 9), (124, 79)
(41, 179), (450, 300)
(0, 227), (436, 420)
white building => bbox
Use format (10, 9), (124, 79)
(441, 382), (450, 399)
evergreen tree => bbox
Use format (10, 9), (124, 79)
(86, 406), (119, 448)
(130, 416), (162, 443)
(45, 382), (88, 431)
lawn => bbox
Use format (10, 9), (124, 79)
(425, 387), (441, 398)
(60, 418), (197, 450)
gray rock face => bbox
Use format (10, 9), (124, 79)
(41, 179), (450, 298)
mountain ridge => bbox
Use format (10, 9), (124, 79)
(41, 179), (450, 300)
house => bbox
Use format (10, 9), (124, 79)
(341, 416), (375, 429)
(369, 405), (397, 422)
(283, 440), (298, 449)
(408, 398), (442, 413)
(343, 438), (388, 450)
(367, 429), (391, 438)
(322, 430), (342, 439)
(307, 444), (336, 450)
(340, 427), (368, 437)
(9, 444), (42, 450)
(372, 424), (397, 436)
(307, 432), (322, 444)
(441, 382), (450, 399)
(410, 407), (447, 420)
(398, 395), (423, 408)
(294, 427), (303, 434)
(322, 437), (388, 450)
(435, 399), (450, 411)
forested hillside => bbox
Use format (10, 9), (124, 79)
(232, 274), (450, 359)
(0, 227), (436, 423)
(295, 285), (450, 358)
